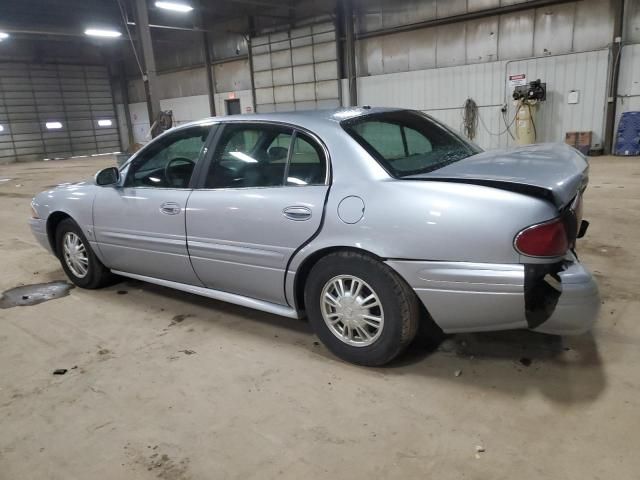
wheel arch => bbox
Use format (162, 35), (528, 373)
(46, 211), (73, 256)
(292, 245), (444, 343)
(292, 246), (385, 313)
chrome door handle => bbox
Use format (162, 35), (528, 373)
(283, 206), (312, 221)
(160, 202), (182, 215)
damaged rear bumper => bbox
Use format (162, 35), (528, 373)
(531, 260), (600, 335)
(386, 256), (599, 336)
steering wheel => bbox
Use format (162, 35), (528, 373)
(164, 157), (195, 187)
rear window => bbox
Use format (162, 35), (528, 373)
(342, 110), (481, 177)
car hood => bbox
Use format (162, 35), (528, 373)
(407, 143), (589, 207)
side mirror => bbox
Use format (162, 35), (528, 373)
(95, 167), (120, 186)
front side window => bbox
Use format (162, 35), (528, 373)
(342, 110), (480, 177)
(125, 125), (212, 188)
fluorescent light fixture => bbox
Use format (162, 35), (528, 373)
(230, 151), (257, 163)
(0, 32), (9, 40)
(0, 125), (4, 132)
(46, 121), (63, 129)
(155, 1), (193, 12)
(84, 28), (122, 38)
(97, 119), (113, 127)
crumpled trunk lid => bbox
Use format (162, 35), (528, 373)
(407, 143), (589, 208)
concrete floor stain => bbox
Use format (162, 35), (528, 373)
(0, 281), (74, 309)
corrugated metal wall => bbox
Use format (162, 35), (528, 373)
(113, 0), (631, 153)
(0, 63), (119, 163)
(356, 49), (610, 149)
(505, 50), (609, 147)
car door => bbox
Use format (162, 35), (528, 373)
(186, 122), (329, 305)
(93, 124), (215, 285)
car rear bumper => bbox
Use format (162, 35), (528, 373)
(531, 260), (600, 335)
(29, 218), (53, 253)
(386, 258), (599, 335)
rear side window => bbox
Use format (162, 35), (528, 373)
(342, 110), (480, 177)
(203, 124), (327, 189)
(286, 133), (326, 186)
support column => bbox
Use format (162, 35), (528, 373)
(119, 61), (134, 149)
(134, 0), (160, 126)
(202, 31), (217, 116)
(604, 0), (624, 154)
(199, 0), (216, 116)
(343, 0), (357, 106)
(247, 16), (258, 113)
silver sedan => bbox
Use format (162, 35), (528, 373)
(30, 107), (599, 365)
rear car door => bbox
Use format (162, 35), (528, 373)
(93, 124), (215, 285)
(186, 122), (329, 305)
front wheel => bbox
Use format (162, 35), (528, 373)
(55, 218), (115, 289)
(304, 251), (420, 366)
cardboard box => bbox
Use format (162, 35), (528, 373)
(565, 132), (578, 147)
(578, 131), (592, 147)
(577, 131), (592, 155)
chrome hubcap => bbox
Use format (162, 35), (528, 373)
(320, 275), (384, 347)
(62, 232), (89, 278)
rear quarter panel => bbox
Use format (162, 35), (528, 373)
(284, 126), (559, 308)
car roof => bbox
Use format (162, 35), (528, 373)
(178, 106), (406, 132)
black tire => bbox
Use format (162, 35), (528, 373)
(304, 251), (420, 366)
(55, 218), (115, 289)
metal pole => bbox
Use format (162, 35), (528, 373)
(203, 31), (217, 116)
(343, 0), (357, 106)
(247, 16), (258, 113)
(199, 0), (216, 116)
(119, 60), (135, 148)
(603, 0), (624, 155)
(134, 0), (161, 126)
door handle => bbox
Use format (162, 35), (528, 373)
(283, 206), (312, 221)
(160, 202), (182, 215)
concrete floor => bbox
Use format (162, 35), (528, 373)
(0, 154), (639, 479)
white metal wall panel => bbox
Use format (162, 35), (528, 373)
(357, 50), (609, 150)
(214, 89), (253, 116)
(159, 95), (211, 126)
(624, 0), (640, 43)
(355, 0), (614, 76)
(466, 17), (499, 64)
(498, 11), (535, 59)
(533, 3), (575, 56)
(250, 20), (340, 112)
(0, 62), (118, 163)
(505, 49), (609, 147)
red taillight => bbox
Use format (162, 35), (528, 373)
(515, 218), (569, 257)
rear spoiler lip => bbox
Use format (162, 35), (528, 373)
(406, 175), (587, 208)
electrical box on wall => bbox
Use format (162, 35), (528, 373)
(568, 90), (580, 104)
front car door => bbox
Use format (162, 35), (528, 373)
(93, 124), (215, 285)
(186, 122), (329, 305)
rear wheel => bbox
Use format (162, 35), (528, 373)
(55, 218), (115, 289)
(304, 251), (419, 366)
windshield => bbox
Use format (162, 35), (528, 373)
(342, 110), (481, 177)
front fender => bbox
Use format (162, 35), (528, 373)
(31, 182), (101, 260)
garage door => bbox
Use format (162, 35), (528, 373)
(0, 63), (120, 163)
(251, 21), (341, 113)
